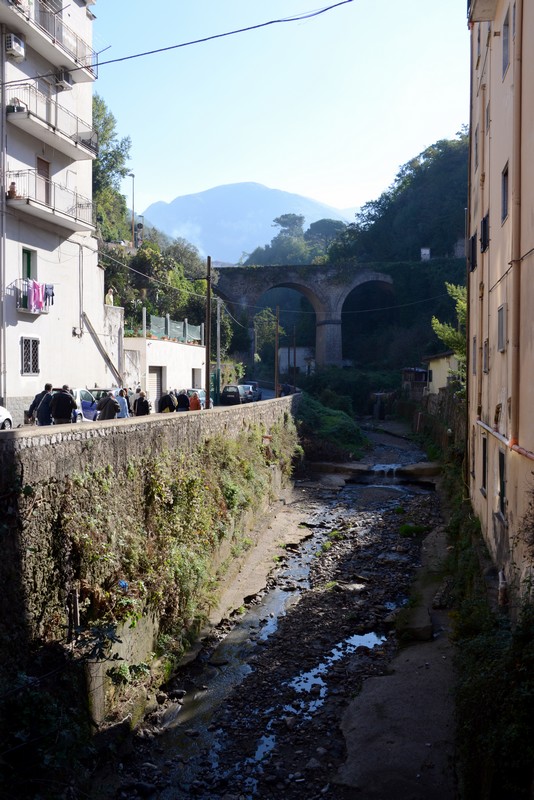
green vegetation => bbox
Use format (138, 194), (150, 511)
(441, 459), (534, 798)
(0, 419), (299, 798)
(328, 130), (468, 263)
(295, 392), (365, 460)
(244, 214), (346, 266)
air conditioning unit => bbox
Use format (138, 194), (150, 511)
(56, 69), (74, 90)
(5, 33), (25, 62)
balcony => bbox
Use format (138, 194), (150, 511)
(0, 0), (97, 81)
(467, 0), (499, 21)
(14, 278), (52, 314)
(6, 170), (93, 232)
(6, 85), (97, 160)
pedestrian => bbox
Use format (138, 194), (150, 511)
(158, 390), (177, 413)
(176, 390), (190, 412)
(29, 382), (52, 424)
(133, 390), (150, 416)
(189, 391), (202, 411)
(50, 385), (77, 424)
(104, 287), (114, 305)
(116, 389), (130, 419)
(97, 391), (120, 420)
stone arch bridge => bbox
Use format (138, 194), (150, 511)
(214, 263), (393, 366)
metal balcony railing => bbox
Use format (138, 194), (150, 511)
(6, 169), (93, 225)
(14, 278), (52, 314)
(7, 0), (97, 75)
(7, 84), (97, 154)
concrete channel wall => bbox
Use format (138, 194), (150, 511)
(0, 397), (300, 721)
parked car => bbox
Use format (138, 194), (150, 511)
(241, 380), (262, 401)
(186, 388), (213, 409)
(240, 384), (255, 402)
(220, 384), (248, 405)
(0, 405), (12, 429)
(52, 387), (98, 422)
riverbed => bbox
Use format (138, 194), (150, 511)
(96, 425), (444, 800)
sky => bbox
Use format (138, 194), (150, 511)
(92, 1), (470, 218)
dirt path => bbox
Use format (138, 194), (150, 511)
(98, 422), (456, 800)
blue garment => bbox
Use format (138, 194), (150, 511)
(117, 395), (130, 418)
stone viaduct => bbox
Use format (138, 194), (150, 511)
(214, 263), (394, 366)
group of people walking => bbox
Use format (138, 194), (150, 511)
(28, 384), (204, 426)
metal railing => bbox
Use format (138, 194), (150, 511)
(13, 278), (51, 314)
(8, 0), (97, 74)
(7, 84), (97, 154)
(6, 169), (93, 224)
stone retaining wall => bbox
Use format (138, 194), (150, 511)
(0, 397), (299, 491)
(0, 397), (299, 698)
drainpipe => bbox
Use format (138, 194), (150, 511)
(477, 79), (487, 420)
(509, 0), (523, 448)
(0, 26), (6, 405)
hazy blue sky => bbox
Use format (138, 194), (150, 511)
(93, 1), (470, 217)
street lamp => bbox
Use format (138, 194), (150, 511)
(128, 172), (135, 247)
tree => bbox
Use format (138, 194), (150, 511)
(329, 131), (468, 263)
(431, 282), (467, 380)
(254, 308), (284, 359)
(304, 219), (347, 261)
(272, 214), (305, 238)
(93, 94), (132, 242)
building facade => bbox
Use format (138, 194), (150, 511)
(467, 0), (534, 590)
(0, 0), (124, 426)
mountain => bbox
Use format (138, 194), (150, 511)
(143, 182), (350, 264)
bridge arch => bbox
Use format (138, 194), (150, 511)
(215, 264), (394, 367)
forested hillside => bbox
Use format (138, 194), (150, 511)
(328, 131), (468, 263)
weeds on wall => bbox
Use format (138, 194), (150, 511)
(446, 470), (534, 798)
(0, 417), (299, 799)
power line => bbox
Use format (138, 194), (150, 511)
(2, 1), (354, 87)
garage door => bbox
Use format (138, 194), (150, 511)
(148, 366), (162, 408)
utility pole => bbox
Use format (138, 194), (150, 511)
(293, 325), (297, 391)
(216, 297), (221, 404)
(274, 305), (279, 397)
(205, 256), (212, 409)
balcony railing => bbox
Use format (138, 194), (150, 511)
(6, 169), (93, 230)
(6, 84), (97, 157)
(5, 0), (97, 76)
(14, 278), (52, 314)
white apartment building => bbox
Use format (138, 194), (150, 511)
(0, 0), (123, 426)
(467, 0), (534, 592)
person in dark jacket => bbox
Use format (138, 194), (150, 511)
(176, 390), (190, 412)
(158, 391), (177, 413)
(133, 390), (150, 416)
(50, 385), (77, 424)
(29, 382), (52, 425)
(97, 391), (120, 420)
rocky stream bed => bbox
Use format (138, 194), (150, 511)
(93, 429), (448, 800)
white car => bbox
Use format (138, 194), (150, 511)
(0, 405), (13, 429)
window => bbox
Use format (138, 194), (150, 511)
(480, 212), (490, 252)
(501, 163), (509, 221)
(477, 26), (481, 66)
(483, 339), (489, 372)
(482, 436), (487, 494)
(486, 102), (490, 132)
(474, 125), (479, 171)
(502, 9), (510, 77)
(469, 232), (478, 271)
(498, 304), (506, 351)
(21, 337), (39, 375)
(498, 449), (506, 516)
(472, 336), (477, 374)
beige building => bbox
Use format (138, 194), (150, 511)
(422, 351), (460, 395)
(467, 0), (534, 591)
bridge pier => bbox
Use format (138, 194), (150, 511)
(315, 312), (343, 367)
